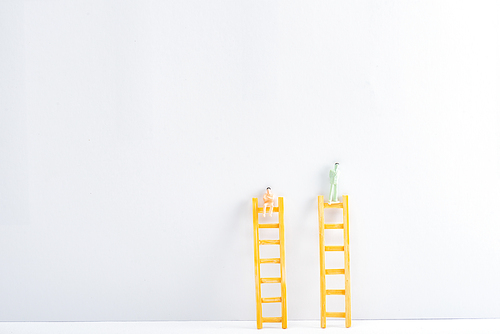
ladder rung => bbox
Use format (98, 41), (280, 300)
(261, 297), (282, 303)
(326, 289), (345, 295)
(324, 202), (343, 209)
(261, 277), (281, 283)
(324, 223), (344, 229)
(258, 223), (279, 228)
(325, 268), (345, 275)
(325, 245), (344, 251)
(326, 312), (345, 318)
(262, 317), (282, 323)
(260, 240), (280, 245)
(257, 207), (279, 213)
(260, 258), (280, 264)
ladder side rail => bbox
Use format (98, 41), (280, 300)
(252, 198), (263, 329)
(318, 195), (327, 328)
(278, 197), (287, 329)
(343, 195), (351, 328)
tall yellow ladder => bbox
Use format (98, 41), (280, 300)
(318, 195), (351, 328)
(252, 197), (287, 329)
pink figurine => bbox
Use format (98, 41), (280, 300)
(263, 187), (275, 217)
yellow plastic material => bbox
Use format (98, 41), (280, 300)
(253, 197), (287, 329)
(318, 195), (351, 328)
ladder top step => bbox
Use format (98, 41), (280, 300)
(326, 312), (345, 318)
(326, 289), (345, 295)
(324, 202), (343, 209)
(325, 245), (344, 251)
(260, 240), (280, 245)
(258, 223), (279, 228)
(324, 223), (344, 229)
(257, 207), (279, 213)
(262, 317), (282, 323)
(260, 277), (281, 283)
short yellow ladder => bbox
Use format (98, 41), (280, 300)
(318, 195), (351, 328)
(252, 197), (287, 329)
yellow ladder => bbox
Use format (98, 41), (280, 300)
(318, 195), (351, 328)
(252, 197), (287, 329)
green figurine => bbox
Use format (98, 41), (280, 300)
(328, 163), (340, 204)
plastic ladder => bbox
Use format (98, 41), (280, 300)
(252, 197), (287, 329)
(318, 195), (351, 328)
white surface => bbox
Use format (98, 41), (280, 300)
(1, 320), (500, 334)
(1, 0), (500, 321)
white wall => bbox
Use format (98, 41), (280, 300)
(1, 0), (499, 321)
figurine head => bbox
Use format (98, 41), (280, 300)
(266, 187), (271, 193)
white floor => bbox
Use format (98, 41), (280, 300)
(1, 320), (499, 334)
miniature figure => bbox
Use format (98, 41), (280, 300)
(263, 187), (275, 217)
(328, 163), (339, 204)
